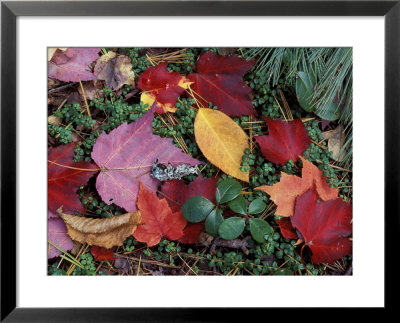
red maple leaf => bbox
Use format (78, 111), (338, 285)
(48, 143), (98, 214)
(178, 223), (205, 244)
(161, 176), (217, 213)
(137, 63), (191, 113)
(276, 218), (299, 240)
(161, 176), (217, 244)
(48, 48), (101, 82)
(255, 118), (310, 165)
(187, 52), (255, 116)
(90, 246), (117, 261)
(91, 106), (200, 212)
(133, 183), (187, 246)
(291, 188), (352, 264)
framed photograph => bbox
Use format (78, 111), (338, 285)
(1, 0), (398, 320)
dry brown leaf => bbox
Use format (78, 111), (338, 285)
(328, 125), (346, 161)
(57, 207), (141, 249)
(78, 81), (104, 101)
(94, 52), (135, 90)
(47, 115), (62, 126)
(47, 47), (67, 61)
(322, 125), (346, 161)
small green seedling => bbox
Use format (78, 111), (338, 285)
(182, 178), (272, 243)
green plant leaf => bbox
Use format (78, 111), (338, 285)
(205, 208), (224, 237)
(248, 199), (267, 215)
(249, 218), (273, 243)
(228, 195), (247, 215)
(218, 217), (245, 240)
(182, 196), (215, 223)
(295, 71), (316, 112)
(215, 178), (242, 204)
(315, 101), (340, 121)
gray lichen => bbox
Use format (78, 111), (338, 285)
(151, 160), (198, 181)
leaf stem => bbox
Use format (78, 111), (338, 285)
(48, 160), (101, 172)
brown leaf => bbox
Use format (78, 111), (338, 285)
(94, 52), (135, 90)
(217, 48), (237, 56)
(57, 207), (141, 249)
(48, 47), (67, 61)
(327, 125), (346, 161)
(78, 81), (104, 101)
(47, 115), (62, 126)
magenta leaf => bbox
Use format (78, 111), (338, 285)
(91, 105), (201, 212)
(48, 48), (101, 82)
(48, 217), (74, 259)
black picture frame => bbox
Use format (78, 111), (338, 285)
(1, 0), (399, 321)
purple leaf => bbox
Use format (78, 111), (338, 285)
(48, 48), (101, 82)
(48, 216), (73, 259)
(91, 105), (201, 212)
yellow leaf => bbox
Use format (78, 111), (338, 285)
(140, 92), (176, 113)
(57, 207), (141, 249)
(194, 108), (249, 182)
(178, 77), (193, 89)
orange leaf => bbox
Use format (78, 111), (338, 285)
(255, 157), (338, 217)
(133, 183), (187, 246)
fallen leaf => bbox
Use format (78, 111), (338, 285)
(90, 246), (117, 261)
(91, 105), (200, 212)
(291, 188), (352, 264)
(197, 232), (214, 248)
(48, 217), (74, 259)
(48, 143), (98, 214)
(276, 218), (299, 240)
(255, 157), (338, 217)
(78, 81), (104, 101)
(48, 47), (67, 61)
(48, 47), (101, 82)
(187, 51), (255, 116)
(114, 257), (130, 274)
(217, 48), (238, 56)
(194, 108), (249, 182)
(133, 184), (187, 246)
(137, 63), (191, 113)
(255, 118), (310, 165)
(161, 175), (218, 212)
(178, 223), (205, 244)
(94, 52), (135, 90)
(57, 207), (141, 249)
(47, 115), (62, 126)
(323, 125), (346, 161)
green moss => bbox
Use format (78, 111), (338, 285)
(54, 103), (96, 129)
(48, 124), (72, 144)
(167, 48), (201, 74)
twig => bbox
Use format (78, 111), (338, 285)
(209, 237), (252, 255)
(48, 82), (78, 94)
(78, 78), (92, 118)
